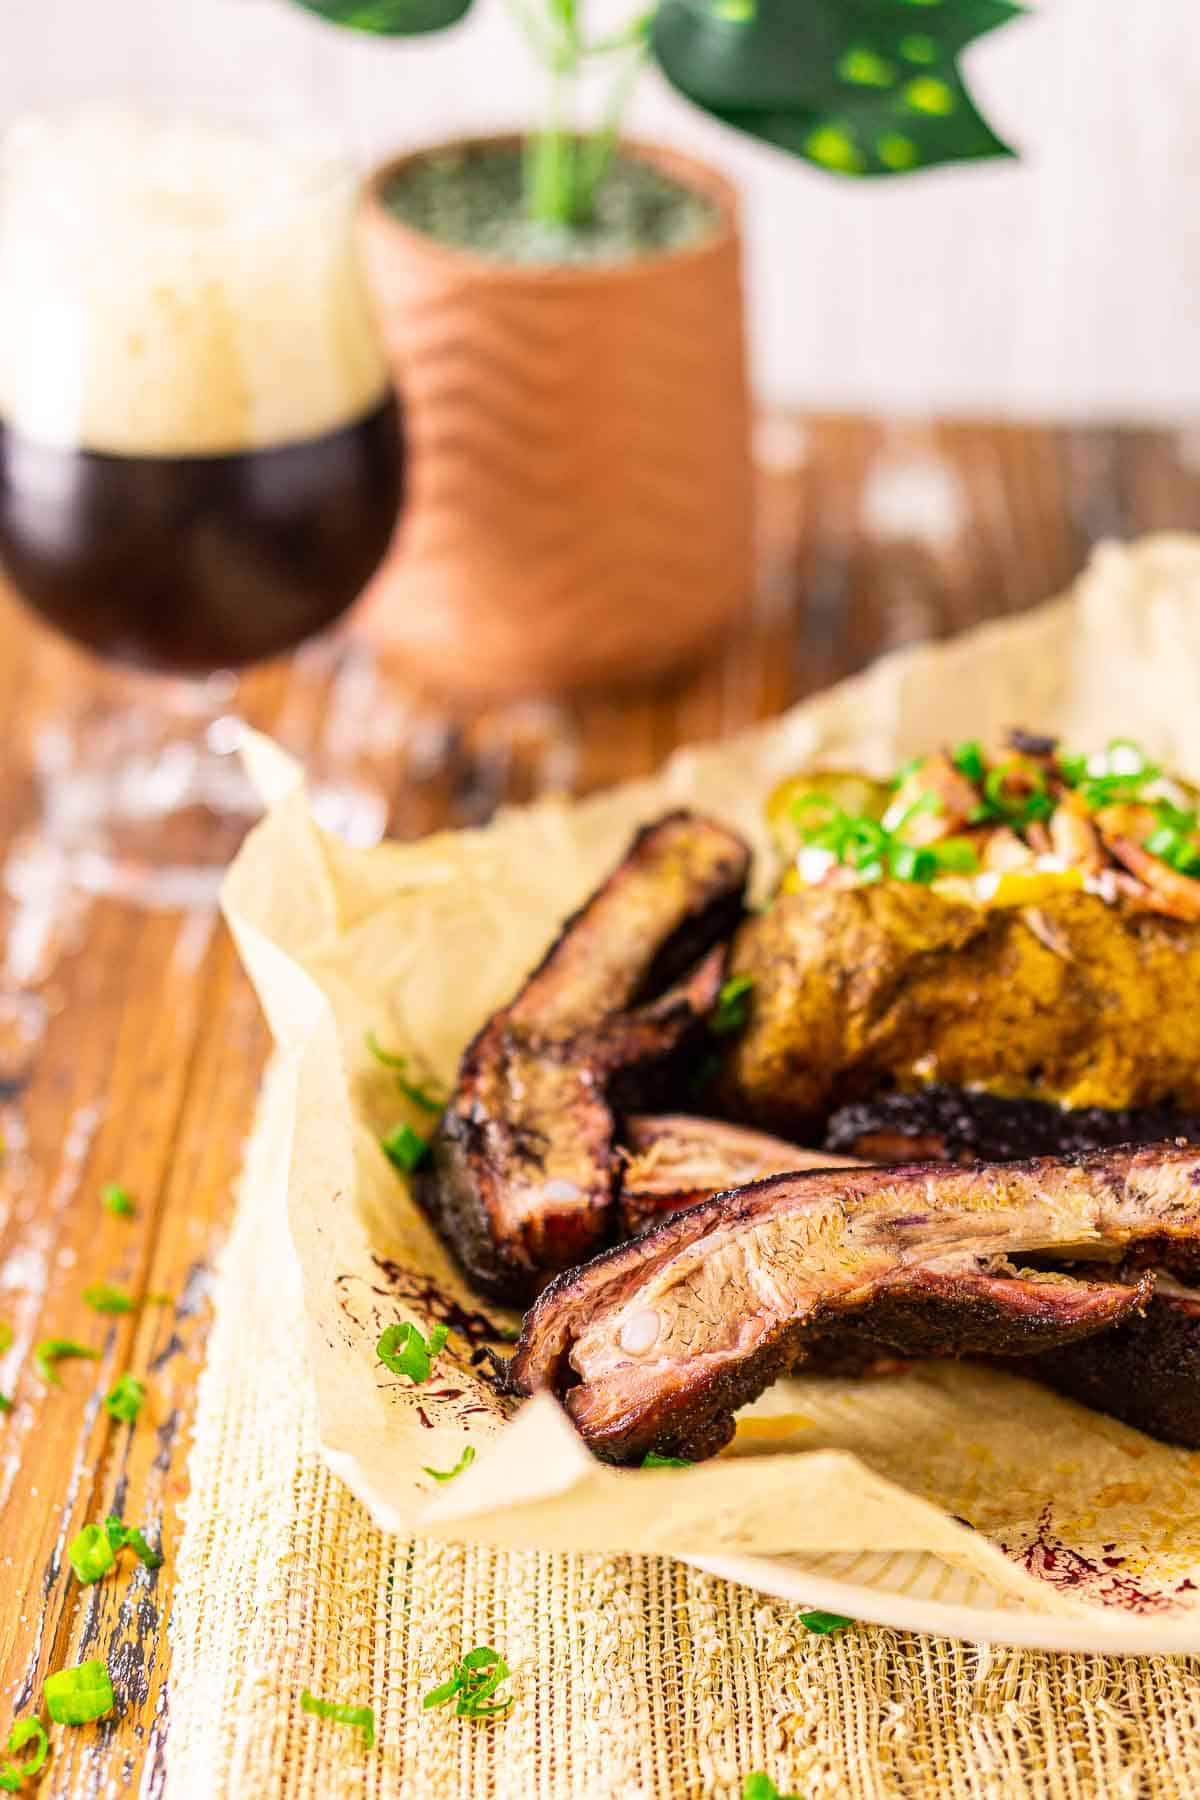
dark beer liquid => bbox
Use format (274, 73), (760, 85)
(0, 394), (403, 673)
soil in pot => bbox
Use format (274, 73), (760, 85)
(381, 142), (718, 267)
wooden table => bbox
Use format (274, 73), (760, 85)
(0, 415), (1197, 1795)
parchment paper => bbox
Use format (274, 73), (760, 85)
(222, 535), (1200, 1650)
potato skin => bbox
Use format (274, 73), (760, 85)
(719, 883), (1200, 1136)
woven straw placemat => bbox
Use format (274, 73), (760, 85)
(167, 1058), (1200, 1799)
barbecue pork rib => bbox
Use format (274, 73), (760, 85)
(419, 812), (750, 1304)
(620, 1113), (857, 1237)
(625, 1111), (1200, 1444)
(508, 1144), (1200, 1463)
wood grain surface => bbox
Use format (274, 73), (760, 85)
(0, 415), (1196, 1796)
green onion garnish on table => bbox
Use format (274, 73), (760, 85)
(68, 1523), (116, 1586)
(300, 1689), (375, 1749)
(103, 1374), (145, 1423)
(422, 1646), (513, 1720)
(376, 1321), (448, 1384)
(43, 1659), (113, 1725)
(101, 1183), (135, 1217)
(34, 1339), (98, 1385)
(741, 1774), (799, 1800)
(105, 1515), (163, 1571)
(0, 1718), (48, 1792)
(68, 1516), (162, 1586)
(82, 1284), (134, 1315)
(422, 1444), (476, 1483)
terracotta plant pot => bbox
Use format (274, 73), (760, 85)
(358, 137), (752, 702)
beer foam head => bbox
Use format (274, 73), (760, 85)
(0, 106), (389, 455)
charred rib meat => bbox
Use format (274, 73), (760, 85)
(509, 1144), (1200, 1463)
(620, 1113), (857, 1236)
(825, 1086), (1200, 1166)
(1030, 1285), (1200, 1447)
(420, 812), (750, 1304)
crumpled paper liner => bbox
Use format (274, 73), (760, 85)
(222, 535), (1200, 1650)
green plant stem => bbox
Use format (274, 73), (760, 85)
(526, 74), (577, 227)
(507, 0), (655, 229)
(574, 37), (649, 219)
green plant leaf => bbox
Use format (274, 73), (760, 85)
(652, 0), (1023, 177)
(287, 0), (473, 35)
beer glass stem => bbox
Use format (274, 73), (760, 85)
(30, 661), (387, 908)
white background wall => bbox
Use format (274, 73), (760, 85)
(4, 0), (1198, 421)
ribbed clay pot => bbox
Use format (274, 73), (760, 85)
(358, 137), (752, 701)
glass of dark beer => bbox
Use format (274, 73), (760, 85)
(0, 101), (404, 899)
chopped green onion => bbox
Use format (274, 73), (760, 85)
(1146, 826), (1185, 859)
(0, 1324), (12, 1356)
(641, 1451), (693, 1469)
(82, 1284), (134, 1316)
(366, 1033), (446, 1114)
(422, 1646), (513, 1720)
(798, 795), (975, 886)
(710, 975), (753, 1036)
(43, 1659), (113, 1725)
(0, 1718), (48, 1791)
(890, 755), (923, 788)
(380, 1123), (430, 1174)
(377, 1321), (449, 1384)
(1153, 798), (1196, 834)
(423, 1444), (476, 1483)
(741, 1775), (799, 1800)
(0, 1398), (11, 1416)
(1063, 737), (1161, 810)
(799, 1609), (853, 1634)
(69, 1516), (161, 1585)
(34, 1339), (98, 1386)
(300, 1688), (375, 1749)
(105, 1515), (163, 1571)
(103, 1374), (145, 1423)
(887, 844), (936, 884)
(101, 1183), (135, 1217)
(977, 761), (1054, 828)
(950, 739), (985, 784)
(1146, 802), (1200, 876)
(126, 1528), (163, 1571)
(742, 1776), (800, 1800)
(887, 789), (942, 837)
(928, 838), (979, 874)
(68, 1523), (116, 1586)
